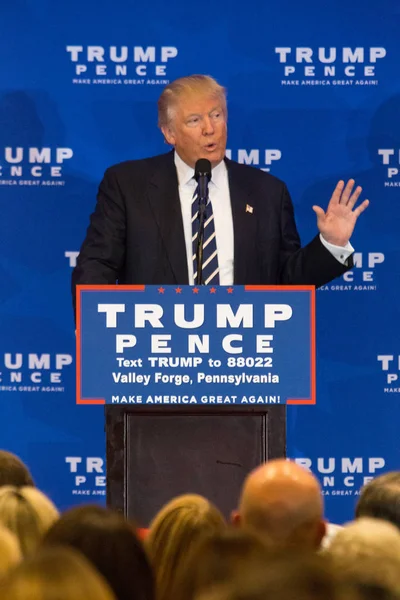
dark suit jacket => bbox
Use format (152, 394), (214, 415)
(72, 151), (351, 309)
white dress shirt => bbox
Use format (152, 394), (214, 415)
(174, 151), (353, 285)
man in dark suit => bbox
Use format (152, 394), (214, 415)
(72, 75), (369, 307)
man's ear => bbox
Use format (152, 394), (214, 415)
(231, 510), (241, 527)
(315, 519), (327, 548)
(161, 125), (175, 146)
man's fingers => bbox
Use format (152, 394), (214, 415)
(347, 186), (362, 209)
(340, 179), (356, 204)
(353, 199), (370, 218)
(330, 180), (345, 205)
(312, 205), (325, 218)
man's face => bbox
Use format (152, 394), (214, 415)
(162, 92), (227, 168)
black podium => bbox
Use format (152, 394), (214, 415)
(105, 404), (286, 525)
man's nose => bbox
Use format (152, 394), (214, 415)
(202, 116), (215, 135)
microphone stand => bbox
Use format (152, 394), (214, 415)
(194, 159), (211, 285)
(196, 191), (208, 285)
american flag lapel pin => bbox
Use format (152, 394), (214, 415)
(245, 204), (254, 214)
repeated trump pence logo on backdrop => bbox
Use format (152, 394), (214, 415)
(225, 149), (282, 172)
(0, 147), (74, 187)
(377, 355), (400, 394)
(318, 252), (385, 293)
(295, 457), (386, 498)
(377, 149), (400, 188)
(274, 47), (387, 87)
(65, 456), (106, 498)
(0, 353), (73, 394)
(66, 45), (179, 86)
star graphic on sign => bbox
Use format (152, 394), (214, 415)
(175, 287), (182, 294)
(192, 287), (199, 294)
(158, 287), (165, 294)
(209, 287), (217, 294)
(227, 287), (234, 294)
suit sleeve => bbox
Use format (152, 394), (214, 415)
(71, 168), (127, 314)
(278, 184), (352, 286)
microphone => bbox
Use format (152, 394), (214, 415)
(194, 159), (212, 285)
(194, 158), (212, 203)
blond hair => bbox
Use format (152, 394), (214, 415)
(0, 524), (21, 575)
(0, 546), (116, 600)
(146, 494), (226, 600)
(0, 486), (59, 556)
(157, 75), (226, 128)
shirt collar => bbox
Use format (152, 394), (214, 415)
(174, 151), (227, 189)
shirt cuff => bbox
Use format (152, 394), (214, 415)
(319, 234), (354, 265)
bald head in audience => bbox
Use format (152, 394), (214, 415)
(232, 459), (325, 550)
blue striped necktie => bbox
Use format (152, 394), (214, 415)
(191, 183), (220, 285)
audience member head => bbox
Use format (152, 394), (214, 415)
(43, 504), (154, 600)
(326, 517), (400, 595)
(193, 554), (357, 600)
(170, 529), (273, 600)
(0, 546), (116, 600)
(355, 472), (400, 529)
(0, 486), (58, 556)
(146, 493), (226, 600)
(233, 459), (325, 550)
(0, 524), (21, 575)
(0, 450), (34, 487)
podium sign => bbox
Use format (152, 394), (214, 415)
(76, 285), (315, 406)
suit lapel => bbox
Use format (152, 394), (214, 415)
(147, 152), (189, 284)
(226, 159), (257, 284)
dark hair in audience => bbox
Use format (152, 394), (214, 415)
(42, 504), (154, 600)
(356, 583), (400, 600)
(195, 554), (360, 600)
(356, 472), (400, 529)
(0, 450), (34, 487)
(170, 529), (273, 600)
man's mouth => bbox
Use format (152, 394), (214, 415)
(204, 142), (217, 151)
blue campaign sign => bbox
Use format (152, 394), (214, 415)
(76, 285), (315, 406)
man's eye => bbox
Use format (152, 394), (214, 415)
(188, 117), (199, 125)
(211, 112), (221, 120)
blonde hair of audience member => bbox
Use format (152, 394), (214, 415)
(0, 486), (59, 556)
(232, 459), (326, 550)
(0, 546), (116, 600)
(146, 494), (226, 600)
(326, 517), (400, 595)
(0, 524), (21, 575)
(193, 554), (360, 600)
(169, 529), (274, 600)
(157, 74), (226, 129)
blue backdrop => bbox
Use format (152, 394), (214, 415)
(1, 0), (399, 523)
